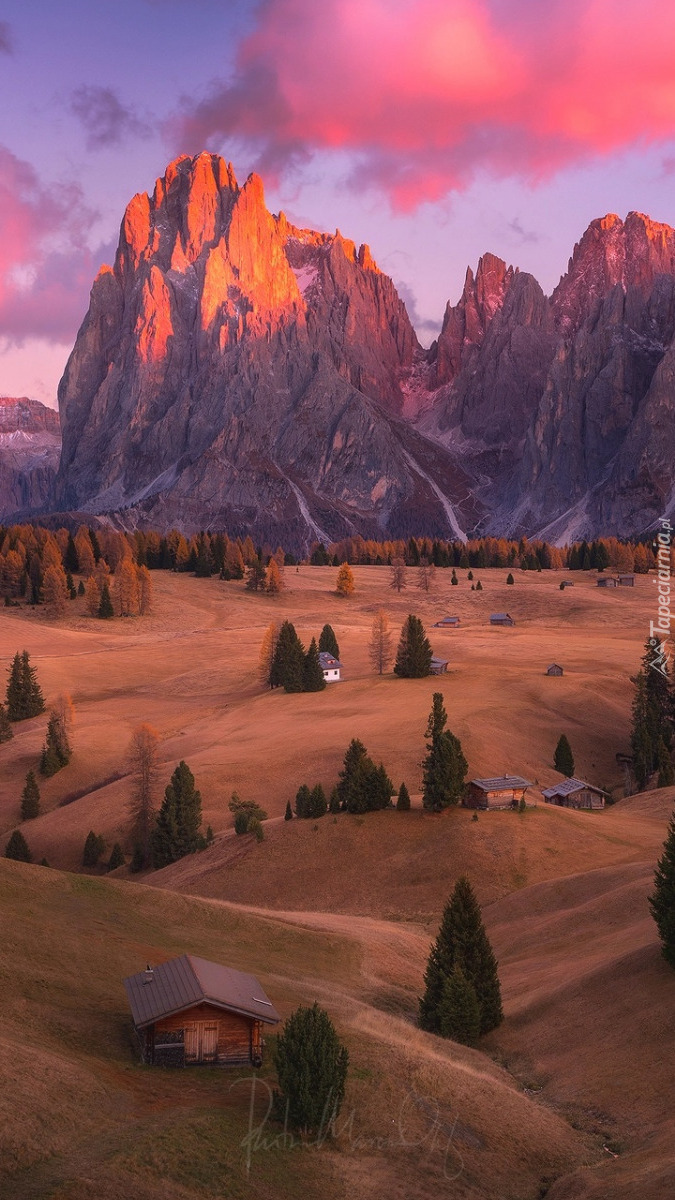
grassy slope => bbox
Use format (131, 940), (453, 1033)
(0, 860), (590, 1200)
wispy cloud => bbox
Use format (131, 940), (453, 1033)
(170, 0), (675, 210)
(507, 217), (540, 245)
(0, 20), (13, 54)
(71, 85), (152, 150)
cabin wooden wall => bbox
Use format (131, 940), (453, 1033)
(152, 1002), (261, 1063)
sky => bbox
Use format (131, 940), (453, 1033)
(2, 0), (675, 408)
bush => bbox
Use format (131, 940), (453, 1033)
(273, 1003), (349, 1134)
(5, 830), (32, 862)
(82, 831), (106, 867)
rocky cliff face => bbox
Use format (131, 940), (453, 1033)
(0, 398), (61, 520)
(48, 158), (675, 545)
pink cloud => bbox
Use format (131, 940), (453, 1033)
(0, 146), (101, 342)
(173, 0), (675, 208)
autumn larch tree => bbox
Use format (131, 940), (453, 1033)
(419, 876), (503, 1037)
(394, 615), (433, 678)
(389, 557), (407, 593)
(127, 724), (160, 869)
(266, 557), (285, 594)
(258, 621), (281, 688)
(318, 624), (340, 659)
(368, 608), (393, 675)
(417, 559), (435, 593)
(335, 562), (355, 597)
(137, 565), (153, 615)
(422, 692), (468, 811)
(43, 563), (69, 615)
(116, 558), (140, 616)
(245, 559), (267, 592)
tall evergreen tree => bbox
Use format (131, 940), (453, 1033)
(273, 1003), (349, 1134)
(270, 621), (306, 692)
(318, 624), (340, 659)
(284, 800), (293, 821)
(631, 638), (674, 789)
(295, 784), (312, 818)
(553, 734), (575, 777)
(437, 965), (482, 1046)
(649, 810), (675, 968)
(5, 830), (32, 862)
(40, 711), (71, 777)
(308, 783), (328, 818)
(152, 761), (203, 867)
(20, 771), (40, 820)
(422, 693), (468, 810)
(97, 581), (114, 619)
(0, 703), (13, 742)
(396, 781), (411, 811)
(303, 638), (327, 692)
(419, 876), (503, 1036)
(336, 738), (368, 811)
(245, 560), (267, 591)
(394, 615), (433, 678)
(6, 650), (45, 721)
(82, 831), (106, 867)
(108, 842), (125, 871)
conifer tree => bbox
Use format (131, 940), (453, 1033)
(40, 711), (71, 777)
(259, 621), (281, 688)
(82, 830), (106, 867)
(506, 573), (514, 585)
(553, 734), (575, 777)
(43, 563), (69, 615)
(422, 693), (468, 810)
(389, 557), (407, 592)
(20, 771), (40, 820)
(295, 784), (311, 818)
(368, 608), (393, 674)
(309, 783), (328, 818)
(85, 575), (101, 616)
(152, 761), (203, 867)
(303, 638), (326, 692)
(450, 569), (458, 586)
(394, 615), (433, 678)
(5, 830), (31, 862)
(329, 788), (340, 814)
(335, 562), (355, 596)
(98, 581), (114, 619)
(245, 560), (267, 591)
(108, 843), (125, 871)
(419, 876), (503, 1037)
(284, 800), (293, 821)
(273, 1003), (349, 1134)
(266, 558), (284, 594)
(0, 703), (13, 742)
(270, 621), (305, 692)
(649, 810), (675, 967)
(396, 781), (411, 811)
(318, 624), (340, 658)
(437, 965), (482, 1046)
(631, 639), (674, 789)
(5, 650), (46, 721)
(336, 738), (368, 810)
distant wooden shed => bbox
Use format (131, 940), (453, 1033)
(433, 616), (460, 627)
(542, 778), (607, 810)
(464, 776), (532, 810)
(546, 663), (564, 676)
(490, 612), (515, 626)
(617, 574), (635, 587)
(560, 580), (574, 588)
(124, 955), (280, 1068)
(596, 577), (617, 588)
(430, 656), (449, 674)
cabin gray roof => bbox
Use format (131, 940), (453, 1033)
(430, 655), (449, 666)
(318, 652), (342, 669)
(490, 612), (514, 621)
(541, 777), (607, 799)
(124, 954), (281, 1029)
(470, 776), (532, 792)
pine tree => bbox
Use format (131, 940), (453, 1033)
(258, 621), (281, 688)
(419, 876), (503, 1036)
(98, 581), (114, 619)
(20, 771), (40, 820)
(284, 800), (293, 821)
(437, 965), (482, 1046)
(394, 615), (433, 678)
(329, 788), (340, 814)
(40, 711), (71, 777)
(422, 693), (468, 810)
(506, 573), (514, 585)
(649, 810), (675, 967)
(108, 843), (125, 871)
(631, 639), (674, 790)
(336, 738), (368, 810)
(82, 830), (106, 867)
(0, 703), (13, 742)
(6, 650), (45, 721)
(309, 783), (328, 818)
(335, 562), (355, 596)
(396, 781), (411, 811)
(303, 638), (327, 692)
(295, 784), (311, 818)
(270, 621), (306, 692)
(5, 830), (32, 862)
(152, 761), (203, 867)
(553, 734), (575, 777)
(450, 569), (458, 586)
(245, 560), (267, 591)
(318, 624), (340, 658)
(273, 1003), (349, 1134)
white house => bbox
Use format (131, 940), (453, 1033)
(319, 652), (342, 682)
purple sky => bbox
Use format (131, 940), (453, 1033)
(2, 0), (675, 407)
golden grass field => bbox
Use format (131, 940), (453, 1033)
(1, 564), (674, 1198)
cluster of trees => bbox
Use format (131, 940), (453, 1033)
(229, 793), (266, 840)
(419, 877), (503, 1045)
(422, 694), (468, 811)
(125, 726), (211, 871)
(631, 639), (674, 790)
(4, 652), (74, 790)
(293, 784), (328, 818)
(260, 622), (341, 693)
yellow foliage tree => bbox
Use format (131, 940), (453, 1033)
(43, 563), (69, 616)
(336, 562), (355, 596)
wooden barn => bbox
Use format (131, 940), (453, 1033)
(124, 955), (280, 1068)
(542, 778), (607, 809)
(596, 576), (617, 588)
(430, 655), (449, 674)
(464, 776), (532, 809)
(617, 574), (635, 587)
(490, 612), (515, 626)
(560, 580), (574, 588)
(433, 616), (460, 627)
(546, 663), (564, 676)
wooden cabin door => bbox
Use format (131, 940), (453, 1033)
(184, 1022), (218, 1064)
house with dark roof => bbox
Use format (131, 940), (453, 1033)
(546, 663), (564, 676)
(490, 613), (515, 626)
(596, 576), (618, 588)
(430, 655), (449, 674)
(541, 778), (607, 810)
(433, 616), (460, 627)
(124, 954), (280, 1067)
(464, 776), (532, 810)
(319, 651), (342, 682)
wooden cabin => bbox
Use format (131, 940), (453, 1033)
(490, 612), (515, 626)
(541, 778), (607, 809)
(596, 576), (617, 588)
(430, 655), (449, 674)
(318, 651), (342, 682)
(617, 574), (635, 587)
(464, 776), (532, 809)
(433, 616), (460, 627)
(560, 580), (574, 588)
(124, 955), (280, 1068)
(546, 663), (564, 676)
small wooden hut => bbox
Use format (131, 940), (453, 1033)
(546, 663), (564, 676)
(464, 776), (531, 809)
(430, 656), (449, 674)
(541, 778), (607, 810)
(490, 613), (515, 626)
(124, 955), (280, 1068)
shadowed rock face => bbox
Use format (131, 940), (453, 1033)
(49, 159), (675, 545)
(0, 398), (61, 519)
